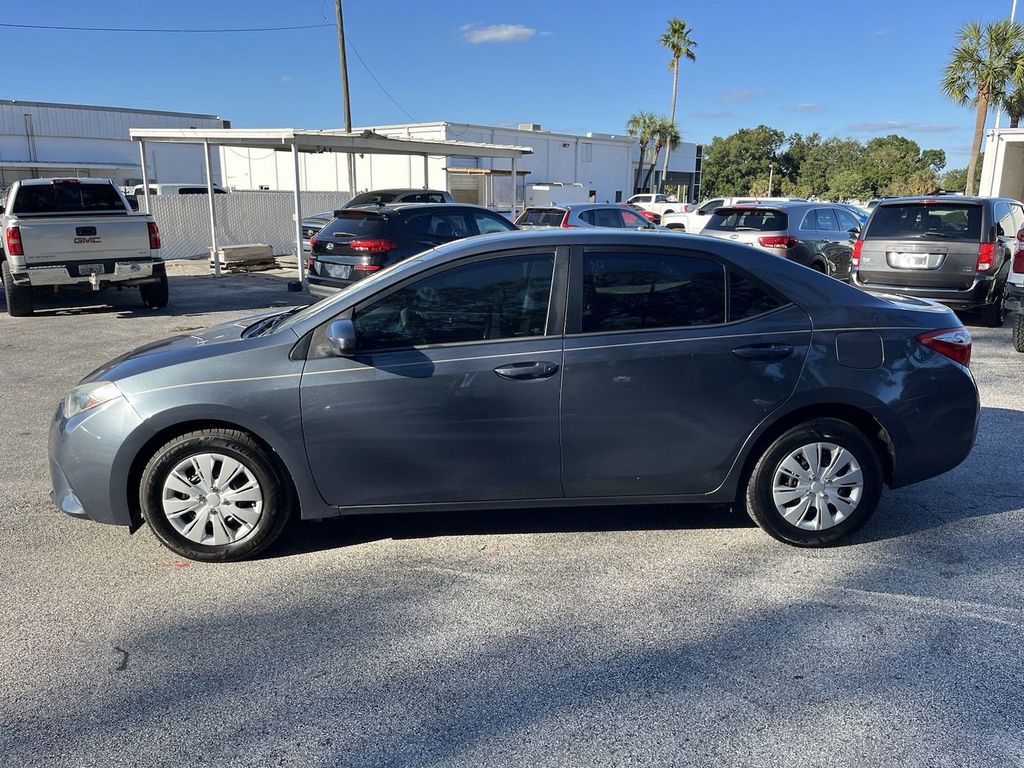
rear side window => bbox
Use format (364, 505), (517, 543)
(349, 191), (399, 206)
(995, 202), (1015, 237)
(353, 253), (554, 349)
(12, 183), (124, 214)
(729, 271), (786, 321)
(404, 211), (472, 238)
(402, 192), (447, 204)
(813, 208), (839, 231)
(519, 209), (566, 226)
(705, 208), (788, 233)
(865, 203), (983, 241)
(320, 212), (387, 238)
(580, 251), (726, 333)
(581, 208), (623, 228)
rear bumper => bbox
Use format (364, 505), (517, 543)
(851, 271), (998, 310)
(15, 259), (164, 290)
(307, 272), (368, 298)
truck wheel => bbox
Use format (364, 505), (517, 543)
(2, 260), (34, 316)
(1014, 313), (1024, 353)
(140, 273), (169, 309)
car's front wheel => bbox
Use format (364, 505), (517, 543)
(139, 428), (294, 561)
(1014, 312), (1024, 353)
(744, 418), (883, 546)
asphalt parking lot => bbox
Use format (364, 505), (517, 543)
(1, 264), (1022, 768)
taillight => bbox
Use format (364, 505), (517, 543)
(977, 242), (995, 271)
(560, 211), (576, 228)
(758, 235), (798, 249)
(309, 235), (318, 248)
(916, 327), (972, 367)
(1014, 250), (1024, 274)
(5, 225), (24, 256)
(352, 264), (381, 272)
(348, 239), (397, 253)
(147, 221), (161, 249)
(305, 256), (314, 270)
(852, 240), (863, 267)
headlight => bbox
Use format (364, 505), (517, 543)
(64, 381), (123, 418)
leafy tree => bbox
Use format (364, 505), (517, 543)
(941, 167), (970, 190)
(921, 149), (947, 173)
(700, 125), (786, 196)
(626, 111), (658, 192)
(658, 18), (697, 192)
(941, 19), (1024, 194)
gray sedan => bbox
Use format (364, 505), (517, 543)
(516, 203), (661, 230)
(49, 230), (979, 561)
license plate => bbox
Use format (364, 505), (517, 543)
(891, 252), (930, 269)
(325, 263), (351, 279)
(78, 263), (105, 275)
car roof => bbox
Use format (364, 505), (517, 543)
(339, 202), (497, 215)
(352, 188), (447, 196)
(20, 177), (115, 186)
(874, 195), (989, 205)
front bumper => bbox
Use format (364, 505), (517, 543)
(48, 393), (149, 526)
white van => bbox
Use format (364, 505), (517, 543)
(130, 183), (229, 197)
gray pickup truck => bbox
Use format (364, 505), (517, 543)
(1, 177), (167, 316)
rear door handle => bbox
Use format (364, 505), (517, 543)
(493, 361), (560, 380)
(732, 343), (793, 361)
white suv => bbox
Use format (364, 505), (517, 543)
(1010, 248), (1024, 351)
(663, 196), (806, 233)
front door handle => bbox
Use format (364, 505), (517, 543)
(493, 361), (560, 380)
(732, 343), (793, 361)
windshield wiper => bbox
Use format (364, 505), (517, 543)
(918, 230), (953, 238)
(733, 226), (760, 232)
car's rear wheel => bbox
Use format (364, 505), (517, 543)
(139, 429), (294, 562)
(1014, 312), (1024, 353)
(2, 260), (34, 316)
(744, 418), (883, 546)
(140, 273), (169, 309)
(979, 286), (1007, 327)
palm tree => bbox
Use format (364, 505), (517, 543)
(1001, 86), (1024, 127)
(626, 111), (657, 193)
(643, 118), (681, 192)
(941, 19), (1024, 194)
(658, 18), (697, 193)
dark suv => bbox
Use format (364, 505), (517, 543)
(307, 204), (517, 298)
(851, 196), (1020, 326)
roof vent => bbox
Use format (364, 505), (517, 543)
(518, 123), (542, 132)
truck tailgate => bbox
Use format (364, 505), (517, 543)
(16, 215), (151, 264)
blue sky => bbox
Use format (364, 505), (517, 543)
(4, 0), (1018, 169)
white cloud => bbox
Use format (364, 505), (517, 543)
(786, 103), (823, 112)
(279, 75), (294, 85)
(848, 120), (958, 133)
(460, 23), (537, 44)
(720, 89), (755, 102)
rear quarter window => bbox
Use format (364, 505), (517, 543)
(865, 203), (982, 241)
(519, 209), (566, 227)
(705, 208), (788, 233)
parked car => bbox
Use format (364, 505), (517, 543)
(306, 203), (517, 298)
(516, 204), (660, 230)
(130, 183), (229, 196)
(1, 177), (166, 316)
(836, 203), (870, 225)
(301, 211), (334, 257)
(701, 202), (862, 280)
(50, 229), (979, 562)
(851, 196), (1018, 327)
(1010, 250), (1024, 351)
(342, 188), (454, 208)
(626, 193), (686, 218)
(663, 196), (806, 233)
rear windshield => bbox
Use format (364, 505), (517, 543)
(320, 212), (387, 238)
(519, 209), (566, 226)
(865, 203), (983, 241)
(11, 182), (125, 214)
(705, 208), (788, 233)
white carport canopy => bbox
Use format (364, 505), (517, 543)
(129, 127), (534, 280)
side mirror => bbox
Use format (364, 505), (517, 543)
(847, 227), (860, 236)
(326, 318), (357, 356)
(127, 196), (140, 212)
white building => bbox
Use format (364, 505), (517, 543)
(0, 99), (228, 189)
(220, 122), (701, 205)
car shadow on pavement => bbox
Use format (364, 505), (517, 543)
(0, 270), (313, 319)
(269, 503), (746, 559)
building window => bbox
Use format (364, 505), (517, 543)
(581, 142), (593, 162)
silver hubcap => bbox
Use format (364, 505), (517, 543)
(771, 442), (863, 531)
(161, 452), (263, 546)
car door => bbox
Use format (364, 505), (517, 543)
(560, 245), (811, 497)
(300, 247), (567, 507)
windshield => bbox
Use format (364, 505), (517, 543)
(865, 202), (983, 240)
(705, 208), (788, 232)
(273, 248), (440, 333)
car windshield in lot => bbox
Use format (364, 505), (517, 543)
(865, 202), (983, 240)
(519, 209), (566, 226)
(11, 182), (124, 214)
(319, 211), (387, 237)
(704, 207), (788, 232)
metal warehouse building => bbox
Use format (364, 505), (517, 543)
(0, 99), (228, 189)
(219, 122), (701, 206)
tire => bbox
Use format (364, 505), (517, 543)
(1014, 312), (1024, 353)
(2, 260), (34, 316)
(810, 261), (827, 274)
(743, 418), (883, 547)
(979, 285), (1006, 327)
(139, 428), (294, 562)
(140, 272), (169, 309)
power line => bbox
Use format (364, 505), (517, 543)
(347, 40), (417, 122)
(0, 21), (332, 33)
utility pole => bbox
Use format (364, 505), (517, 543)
(767, 163), (774, 197)
(335, 0), (357, 196)
(994, 0), (1019, 129)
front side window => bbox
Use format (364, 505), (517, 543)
(579, 251), (726, 333)
(472, 212), (516, 234)
(620, 209), (652, 228)
(353, 253), (554, 350)
(589, 208), (623, 228)
(995, 202), (1015, 238)
(699, 199), (724, 215)
(835, 207), (860, 231)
